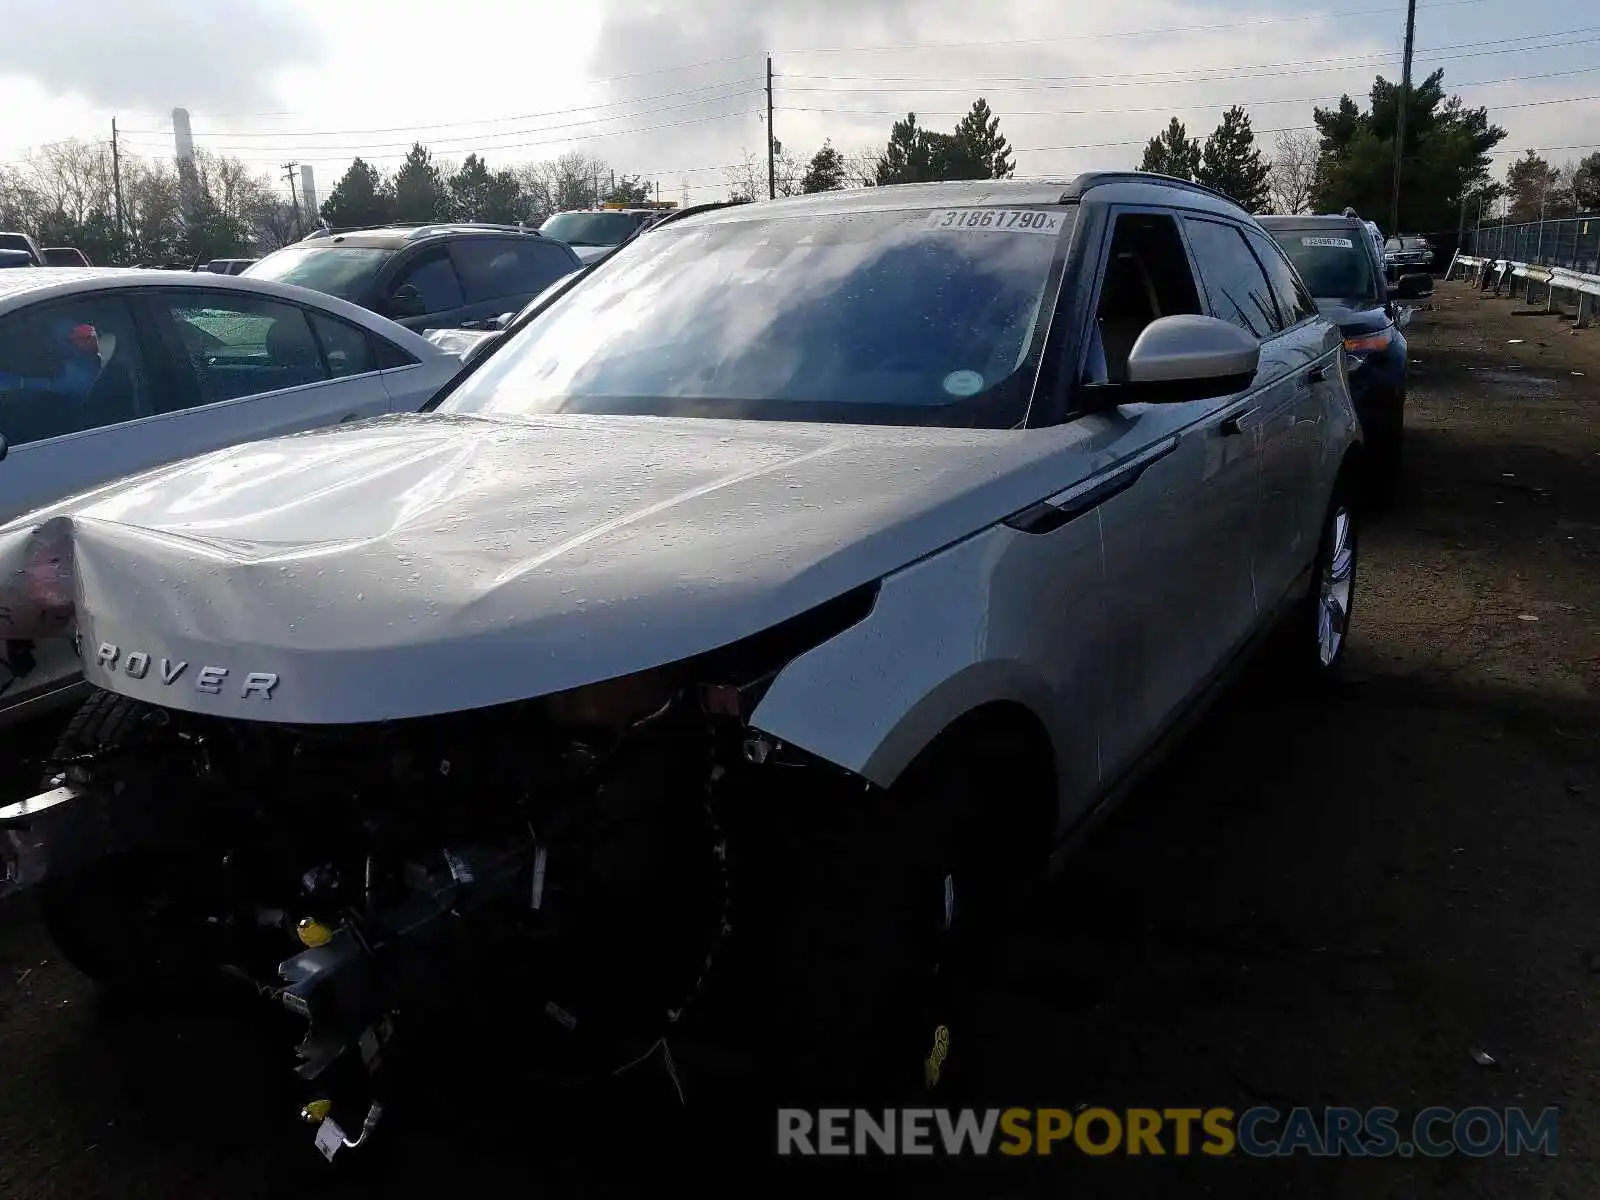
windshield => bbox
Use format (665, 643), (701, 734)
(242, 245), (392, 301)
(537, 212), (647, 247)
(441, 204), (1074, 429)
(1267, 228), (1379, 304)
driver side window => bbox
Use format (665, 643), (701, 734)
(390, 251), (465, 317)
(1082, 212), (1203, 386)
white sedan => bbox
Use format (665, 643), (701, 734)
(0, 267), (462, 726)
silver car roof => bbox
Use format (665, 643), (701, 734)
(670, 173), (1251, 228)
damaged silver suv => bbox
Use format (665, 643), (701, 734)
(1, 174), (1363, 1157)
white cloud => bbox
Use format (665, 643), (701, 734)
(0, 0), (1591, 199)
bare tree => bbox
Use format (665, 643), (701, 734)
(121, 158), (184, 260)
(252, 199), (300, 250)
(26, 140), (117, 227)
(838, 149), (879, 189)
(1268, 129), (1318, 215)
(724, 144), (805, 202)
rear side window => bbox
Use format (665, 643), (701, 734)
(308, 312), (375, 377)
(157, 291), (329, 407)
(1245, 227), (1316, 326)
(373, 337), (420, 369)
(449, 238), (578, 303)
(0, 295), (153, 445)
(1183, 218), (1281, 338)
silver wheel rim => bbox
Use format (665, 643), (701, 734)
(1317, 505), (1355, 667)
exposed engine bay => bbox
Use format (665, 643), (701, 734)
(4, 654), (866, 1160)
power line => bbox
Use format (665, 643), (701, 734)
(113, 144), (740, 179)
(118, 88), (760, 153)
(116, 79), (760, 141)
(775, 28), (1600, 86)
(781, 91), (1600, 121)
(118, 105), (761, 160)
(111, 34), (1594, 166)
(1004, 127), (1600, 158)
(776, 63), (1600, 97)
(773, 0), (1493, 54)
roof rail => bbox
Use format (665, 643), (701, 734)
(1066, 171), (1244, 208)
(405, 221), (540, 238)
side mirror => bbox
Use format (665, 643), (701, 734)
(386, 283), (427, 320)
(1122, 315), (1261, 402)
(0, 434), (8, 463)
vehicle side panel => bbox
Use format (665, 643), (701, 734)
(749, 514), (1105, 831)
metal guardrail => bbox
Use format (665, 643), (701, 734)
(1463, 215), (1600, 276)
(1446, 252), (1599, 328)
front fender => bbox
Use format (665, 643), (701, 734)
(749, 521), (1097, 812)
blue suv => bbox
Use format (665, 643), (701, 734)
(1259, 212), (1426, 505)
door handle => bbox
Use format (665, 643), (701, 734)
(1220, 407), (1257, 437)
(1305, 364), (1330, 384)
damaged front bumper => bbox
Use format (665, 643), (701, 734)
(0, 780), (82, 904)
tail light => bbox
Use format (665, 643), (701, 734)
(1343, 329), (1392, 356)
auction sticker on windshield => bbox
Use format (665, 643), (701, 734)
(1300, 237), (1355, 248)
(925, 208), (1064, 235)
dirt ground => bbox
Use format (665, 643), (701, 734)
(1, 280), (1597, 1198)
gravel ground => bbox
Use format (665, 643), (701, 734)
(1, 280), (1596, 1198)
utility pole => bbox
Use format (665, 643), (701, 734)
(1535, 170), (1551, 263)
(1388, 0), (1417, 234)
(282, 162), (304, 239)
(110, 118), (126, 246)
(766, 55), (776, 200)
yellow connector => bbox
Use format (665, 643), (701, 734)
(300, 1099), (332, 1125)
(296, 917), (334, 948)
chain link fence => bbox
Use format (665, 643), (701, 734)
(1462, 215), (1600, 274)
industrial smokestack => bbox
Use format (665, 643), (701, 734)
(172, 107), (195, 166)
(172, 106), (201, 228)
(299, 164), (318, 223)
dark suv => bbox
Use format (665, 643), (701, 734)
(0, 232), (43, 266)
(1260, 213), (1426, 503)
(243, 223), (583, 332)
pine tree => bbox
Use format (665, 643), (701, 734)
(1572, 151), (1600, 211)
(447, 153), (493, 220)
(952, 98), (1015, 179)
(320, 158), (394, 228)
(391, 143), (451, 223)
(876, 114), (936, 185)
(801, 141), (847, 193)
(1196, 106), (1272, 212)
(1505, 150), (1559, 221)
(1139, 118), (1202, 182)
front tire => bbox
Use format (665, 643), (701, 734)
(34, 692), (215, 998)
(771, 723), (1049, 1103)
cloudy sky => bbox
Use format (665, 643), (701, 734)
(0, 0), (1592, 202)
